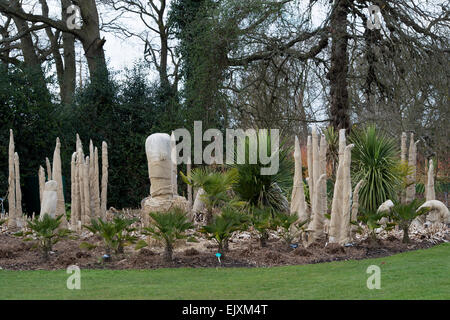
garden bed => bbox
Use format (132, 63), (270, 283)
(0, 228), (447, 271)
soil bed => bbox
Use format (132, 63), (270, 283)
(0, 232), (443, 271)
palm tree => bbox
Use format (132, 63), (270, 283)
(390, 199), (430, 243)
(181, 167), (239, 224)
(143, 208), (194, 262)
(350, 125), (402, 212)
(231, 130), (293, 212)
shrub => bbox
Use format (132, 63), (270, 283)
(83, 215), (138, 255)
(354, 208), (390, 243)
(249, 207), (278, 248)
(142, 208), (194, 262)
(231, 131), (293, 212)
(200, 208), (248, 257)
(25, 214), (71, 260)
(274, 212), (307, 247)
(350, 125), (402, 212)
(181, 167), (239, 224)
(389, 199), (430, 243)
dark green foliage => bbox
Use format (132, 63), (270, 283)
(143, 208), (194, 262)
(170, 0), (229, 131)
(231, 132), (293, 212)
(62, 64), (183, 208)
(273, 212), (303, 247)
(389, 199), (430, 243)
(354, 208), (389, 243)
(26, 214), (71, 260)
(0, 64), (58, 213)
(83, 215), (138, 255)
(350, 125), (402, 212)
(199, 207), (248, 256)
(181, 167), (239, 224)
(249, 207), (278, 247)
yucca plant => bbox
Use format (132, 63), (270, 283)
(249, 207), (278, 248)
(199, 208), (248, 257)
(231, 131), (293, 212)
(25, 214), (71, 260)
(142, 208), (194, 262)
(389, 199), (430, 243)
(83, 215), (138, 255)
(181, 167), (239, 224)
(350, 125), (402, 212)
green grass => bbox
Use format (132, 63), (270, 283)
(1, 243), (449, 300)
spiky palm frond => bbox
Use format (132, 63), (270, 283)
(199, 207), (248, 255)
(350, 125), (402, 212)
(84, 215), (137, 254)
(389, 199), (430, 243)
(181, 167), (238, 210)
(231, 131), (293, 212)
(27, 214), (71, 259)
(145, 208), (193, 245)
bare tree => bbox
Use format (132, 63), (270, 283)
(0, 0), (107, 76)
(101, 0), (179, 90)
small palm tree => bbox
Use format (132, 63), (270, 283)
(199, 208), (248, 257)
(274, 212), (306, 247)
(390, 199), (430, 243)
(355, 208), (390, 244)
(143, 208), (194, 262)
(26, 214), (71, 260)
(350, 125), (403, 212)
(231, 130), (293, 212)
(83, 215), (138, 255)
(250, 207), (278, 248)
(181, 167), (239, 224)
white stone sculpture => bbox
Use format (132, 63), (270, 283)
(40, 180), (58, 219)
(307, 128), (329, 242)
(8, 129), (16, 228)
(419, 200), (450, 225)
(141, 133), (189, 226)
(52, 138), (67, 227)
(101, 142), (108, 219)
(290, 136), (307, 222)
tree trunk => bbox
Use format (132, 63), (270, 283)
(164, 243), (173, 262)
(60, 0), (76, 104)
(260, 231), (268, 248)
(402, 226), (410, 244)
(329, 0), (351, 131)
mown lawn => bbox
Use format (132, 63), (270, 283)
(0, 243), (449, 300)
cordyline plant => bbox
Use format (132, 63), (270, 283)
(82, 215), (138, 255)
(23, 214), (71, 260)
(389, 199), (430, 243)
(200, 208), (249, 257)
(142, 208), (194, 262)
(350, 125), (403, 212)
